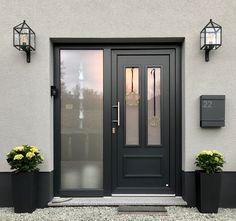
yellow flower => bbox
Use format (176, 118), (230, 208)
(212, 150), (219, 154)
(212, 150), (224, 159)
(40, 156), (45, 161)
(220, 154), (224, 160)
(26, 152), (35, 159)
(206, 151), (213, 156)
(30, 147), (39, 153)
(13, 146), (24, 152)
(200, 150), (208, 155)
(201, 150), (212, 156)
(13, 154), (24, 160)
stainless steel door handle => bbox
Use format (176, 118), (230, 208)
(112, 101), (120, 126)
(117, 101), (120, 126)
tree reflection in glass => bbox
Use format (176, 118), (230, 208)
(60, 50), (103, 190)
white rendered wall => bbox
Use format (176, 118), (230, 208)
(0, 0), (236, 172)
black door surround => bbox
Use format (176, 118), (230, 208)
(53, 41), (182, 197)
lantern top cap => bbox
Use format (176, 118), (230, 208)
(200, 19), (222, 34)
(206, 19), (221, 28)
(13, 20), (34, 33)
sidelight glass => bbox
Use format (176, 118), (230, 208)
(60, 50), (103, 190)
(125, 67), (139, 145)
(147, 67), (161, 145)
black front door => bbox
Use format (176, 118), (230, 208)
(112, 49), (176, 194)
(54, 44), (181, 197)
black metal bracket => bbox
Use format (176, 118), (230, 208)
(20, 45), (31, 63)
(205, 49), (210, 62)
(51, 86), (58, 97)
(205, 45), (214, 62)
(26, 50), (30, 63)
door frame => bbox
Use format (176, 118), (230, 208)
(53, 39), (183, 197)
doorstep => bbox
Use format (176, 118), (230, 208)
(48, 196), (187, 207)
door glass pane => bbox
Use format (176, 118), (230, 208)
(60, 50), (103, 189)
(147, 67), (161, 145)
(125, 67), (139, 145)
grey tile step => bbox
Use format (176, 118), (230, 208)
(48, 196), (187, 207)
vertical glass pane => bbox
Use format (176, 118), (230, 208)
(30, 30), (35, 49)
(206, 28), (216, 45)
(147, 67), (161, 145)
(200, 32), (205, 48)
(14, 30), (19, 47)
(216, 29), (221, 45)
(20, 28), (29, 45)
(125, 67), (139, 145)
(60, 50), (103, 189)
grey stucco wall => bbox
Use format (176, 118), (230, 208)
(0, 0), (236, 172)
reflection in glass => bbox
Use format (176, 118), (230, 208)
(125, 68), (139, 145)
(60, 50), (103, 189)
(147, 67), (161, 145)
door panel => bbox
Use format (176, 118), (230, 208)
(112, 50), (174, 194)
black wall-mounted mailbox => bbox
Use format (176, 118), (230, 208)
(200, 95), (225, 128)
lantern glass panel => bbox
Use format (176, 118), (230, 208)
(19, 28), (29, 46)
(216, 29), (222, 45)
(205, 27), (216, 45)
(200, 31), (205, 49)
(30, 30), (35, 49)
(14, 29), (20, 49)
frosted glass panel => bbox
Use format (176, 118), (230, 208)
(60, 50), (103, 190)
(125, 68), (139, 145)
(147, 67), (161, 145)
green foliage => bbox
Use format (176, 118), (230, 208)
(195, 150), (225, 174)
(6, 145), (44, 173)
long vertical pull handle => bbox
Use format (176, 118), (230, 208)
(117, 101), (120, 126)
(112, 101), (120, 126)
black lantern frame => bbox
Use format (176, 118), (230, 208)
(200, 19), (222, 62)
(13, 20), (36, 63)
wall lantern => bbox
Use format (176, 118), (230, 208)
(200, 19), (222, 62)
(13, 20), (36, 63)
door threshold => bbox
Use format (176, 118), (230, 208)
(48, 196), (187, 207)
(112, 194), (176, 197)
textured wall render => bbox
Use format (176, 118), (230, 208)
(0, 0), (236, 171)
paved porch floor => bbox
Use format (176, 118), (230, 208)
(1, 206), (236, 221)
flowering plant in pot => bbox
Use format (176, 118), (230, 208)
(6, 145), (44, 213)
(195, 150), (225, 213)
